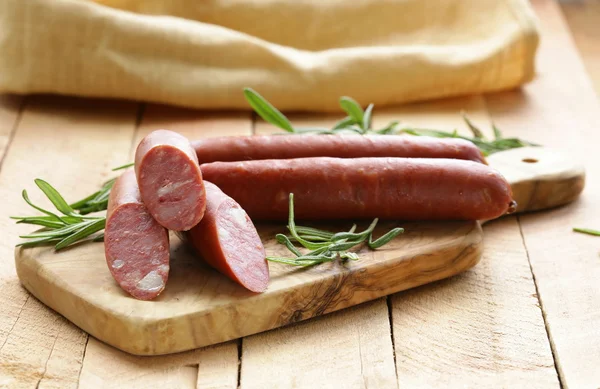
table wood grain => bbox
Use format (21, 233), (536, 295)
(0, 0), (599, 387)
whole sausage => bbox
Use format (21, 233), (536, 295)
(183, 182), (269, 293)
(191, 134), (487, 165)
(135, 129), (206, 231)
(104, 169), (170, 300)
(201, 157), (516, 221)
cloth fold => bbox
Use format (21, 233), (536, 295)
(0, 0), (539, 112)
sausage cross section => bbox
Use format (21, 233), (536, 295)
(183, 182), (269, 293)
(135, 129), (206, 231)
(192, 134), (487, 165)
(201, 157), (516, 221)
(104, 169), (170, 300)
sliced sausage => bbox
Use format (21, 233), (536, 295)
(105, 169), (170, 300)
(201, 157), (516, 221)
(182, 182), (269, 293)
(191, 134), (487, 165)
(135, 129), (206, 231)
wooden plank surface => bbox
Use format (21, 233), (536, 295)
(0, 95), (24, 163)
(392, 216), (559, 387)
(241, 299), (397, 389)
(0, 97), (139, 388)
(0, 0), (598, 387)
(485, 0), (600, 387)
(372, 97), (560, 387)
(78, 105), (252, 388)
(560, 0), (600, 94)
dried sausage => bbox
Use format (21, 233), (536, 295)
(192, 134), (486, 165)
(183, 182), (269, 293)
(105, 169), (170, 300)
(135, 129), (206, 231)
(201, 157), (516, 221)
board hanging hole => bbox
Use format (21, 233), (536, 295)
(522, 158), (538, 163)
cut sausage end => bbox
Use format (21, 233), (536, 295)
(216, 200), (269, 292)
(186, 182), (269, 293)
(137, 144), (206, 231)
(105, 203), (170, 300)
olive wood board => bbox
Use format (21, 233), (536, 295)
(15, 147), (585, 355)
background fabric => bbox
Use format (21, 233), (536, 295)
(0, 0), (540, 112)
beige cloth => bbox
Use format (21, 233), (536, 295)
(0, 0), (539, 112)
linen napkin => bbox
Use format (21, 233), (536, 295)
(0, 0), (539, 112)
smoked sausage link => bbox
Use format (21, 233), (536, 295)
(184, 182), (269, 293)
(201, 157), (515, 221)
(105, 170), (170, 300)
(135, 129), (206, 231)
(192, 134), (487, 165)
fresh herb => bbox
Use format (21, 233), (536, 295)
(400, 113), (540, 156)
(111, 162), (134, 171)
(266, 193), (404, 266)
(573, 227), (600, 236)
(12, 179), (106, 250)
(243, 88), (539, 155)
(243, 88), (296, 133)
(69, 163), (133, 215)
(12, 163), (135, 249)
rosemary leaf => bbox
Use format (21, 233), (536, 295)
(21, 190), (68, 224)
(16, 236), (63, 248)
(275, 234), (302, 257)
(462, 113), (485, 139)
(327, 239), (364, 252)
(14, 218), (65, 229)
(332, 126), (364, 135)
(492, 123), (503, 140)
(332, 116), (356, 130)
(288, 235), (331, 242)
(331, 219), (378, 242)
(339, 96), (364, 126)
(19, 221), (96, 239)
(573, 227), (600, 236)
(293, 127), (334, 135)
(34, 179), (78, 216)
(375, 121), (400, 135)
(112, 162), (134, 171)
(294, 226), (335, 239)
(368, 227), (405, 249)
(55, 218), (106, 250)
(243, 88), (295, 133)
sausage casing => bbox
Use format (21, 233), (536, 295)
(200, 157), (515, 221)
(192, 134), (487, 165)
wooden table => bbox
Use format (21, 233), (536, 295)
(1, 0), (598, 387)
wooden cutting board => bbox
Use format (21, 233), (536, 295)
(15, 147), (585, 356)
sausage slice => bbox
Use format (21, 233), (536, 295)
(135, 129), (206, 231)
(183, 182), (269, 293)
(104, 169), (170, 300)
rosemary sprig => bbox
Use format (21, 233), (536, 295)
(243, 88), (539, 155)
(12, 179), (106, 250)
(573, 227), (600, 236)
(400, 113), (540, 156)
(69, 163), (133, 214)
(266, 193), (404, 266)
(12, 163), (133, 249)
